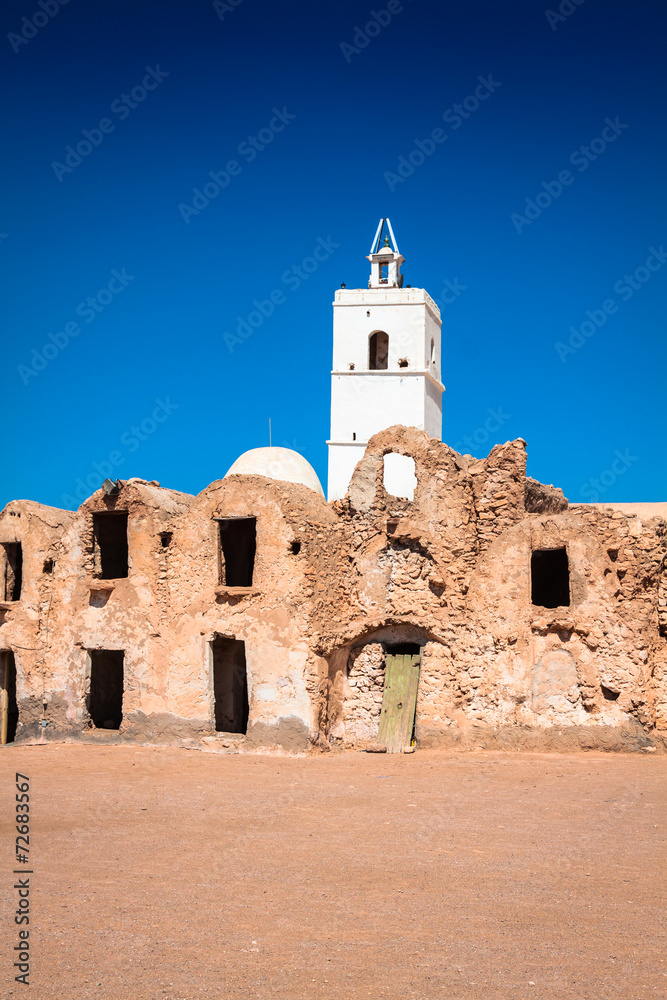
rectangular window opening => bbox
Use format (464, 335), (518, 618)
(218, 518), (256, 587)
(531, 547), (570, 608)
(2, 543), (22, 601)
(93, 512), (129, 579)
(87, 650), (124, 729)
(211, 636), (248, 734)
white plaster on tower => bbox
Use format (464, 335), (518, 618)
(326, 219), (444, 501)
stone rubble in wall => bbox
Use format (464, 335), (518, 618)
(341, 643), (385, 744)
(2, 426), (667, 752)
(318, 427), (667, 749)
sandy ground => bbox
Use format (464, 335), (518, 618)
(1, 745), (666, 1000)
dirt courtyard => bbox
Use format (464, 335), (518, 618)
(1, 745), (665, 1000)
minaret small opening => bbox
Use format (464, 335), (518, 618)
(369, 331), (389, 370)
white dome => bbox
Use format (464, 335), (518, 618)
(224, 447), (324, 497)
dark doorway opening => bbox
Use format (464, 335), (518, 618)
(369, 331), (389, 370)
(1, 651), (18, 743)
(2, 543), (22, 601)
(211, 636), (248, 733)
(88, 650), (124, 729)
(531, 548), (570, 608)
(93, 513), (129, 579)
(218, 518), (256, 587)
(385, 642), (421, 655)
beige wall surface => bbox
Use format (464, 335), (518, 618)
(1, 430), (665, 753)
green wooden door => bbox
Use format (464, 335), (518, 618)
(377, 653), (421, 753)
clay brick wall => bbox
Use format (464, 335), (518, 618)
(1, 428), (666, 753)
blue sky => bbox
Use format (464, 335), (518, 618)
(1, 0), (665, 510)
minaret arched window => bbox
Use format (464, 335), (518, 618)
(369, 331), (389, 370)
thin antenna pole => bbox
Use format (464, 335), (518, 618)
(269, 418), (272, 447)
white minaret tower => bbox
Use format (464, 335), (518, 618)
(326, 219), (444, 501)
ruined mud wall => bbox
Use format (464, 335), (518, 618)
(430, 504), (667, 751)
(2, 426), (666, 753)
(320, 426), (667, 752)
(0, 501), (76, 736)
(331, 643), (385, 744)
(0, 484), (194, 741)
(166, 474), (339, 750)
(1, 474), (341, 751)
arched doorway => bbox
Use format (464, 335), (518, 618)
(328, 625), (437, 752)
